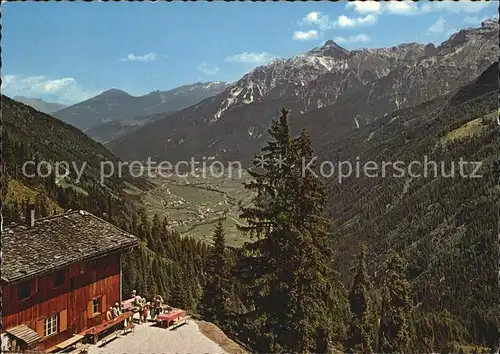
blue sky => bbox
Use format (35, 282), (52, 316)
(1, 1), (497, 105)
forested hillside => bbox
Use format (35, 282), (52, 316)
(0, 96), (209, 331)
(120, 63), (499, 353)
(1, 61), (498, 353)
(321, 62), (499, 352)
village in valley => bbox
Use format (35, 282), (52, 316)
(131, 166), (253, 247)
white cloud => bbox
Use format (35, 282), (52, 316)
(384, 1), (420, 15)
(299, 11), (377, 30)
(421, 0), (492, 13)
(197, 63), (219, 75)
(293, 30), (320, 41)
(304, 11), (320, 22)
(299, 12), (336, 30)
(333, 34), (371, 44)
(347, 0), (418, 16)
(33, 77), (76, 93)
(345, 0), (491, 17)
(1, 74), (101, 104)
(120, 52), (158, 62)
(337, 14), (377, 28)
(346, 1), (381, 14)
(427, 16), (446, 34)
(225, 52), (274, 64)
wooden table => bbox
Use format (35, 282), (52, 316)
(83, 311), (132, 344)
(121, 298), (136, 311)
(156, 310), (185, 328)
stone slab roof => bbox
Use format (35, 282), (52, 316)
(1, 210), (139, 283)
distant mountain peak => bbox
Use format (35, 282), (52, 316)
(438, 19), (498, 55)
(12, 96), (67, 114)
(100, 88), (131, 98)
(482, 18), (499, 29)
(309, 40), (349, 58)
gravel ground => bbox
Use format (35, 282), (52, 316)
(87, 319), (228, 354)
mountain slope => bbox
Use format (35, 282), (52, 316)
(84, 112), (166, 144)
(1, 95), (149, 224)
(1, 96), (213, 343)
(52, 81), (230, 132)
(109, 21), (498, 165)
(321, 62), (499, 350)
(13, 96), (67, 114)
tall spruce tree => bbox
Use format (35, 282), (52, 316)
(378, 253), (411, 354)
(199, 218), (232, 325)
(237, 109), (335, 353)
(346, 244), (374, 353)
(170, 265), (188, 309)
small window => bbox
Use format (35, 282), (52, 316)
(44, 313), (58, 337)
(93, 297), (102, 314)
(18, 280), (31, 301)
(54, 270), (65, 287)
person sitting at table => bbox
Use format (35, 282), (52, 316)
(112, 302), (121, 318)
(105, 307), (113, 321)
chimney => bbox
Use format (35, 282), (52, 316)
(27, 204), (36, 227)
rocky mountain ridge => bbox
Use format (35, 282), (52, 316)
(109, 20), (499, 165)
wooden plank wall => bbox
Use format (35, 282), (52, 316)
(2, 254), (121, 351)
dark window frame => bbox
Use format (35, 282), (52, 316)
(92, 296), (102, 314)
(18, 280), (32, 301)
(54, 270), (66, 288)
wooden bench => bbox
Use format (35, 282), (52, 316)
(46, 334), (84, 353)
(169, 315), (191, 330)
(83, 311), (133, 344)
(97, 331), (119, 347)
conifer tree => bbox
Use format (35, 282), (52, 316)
(199, 219), (232, 325)
(346, 244), (374, 353)
(170, 265), (188, 309)
(237, 109), (335, 353)
(378, 253), (411, 354)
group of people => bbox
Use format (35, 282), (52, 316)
(102, 290), (170, 325)
(131, 290), (169, 324)
(105, 302), (122, 321)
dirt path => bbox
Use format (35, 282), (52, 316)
(196, 321), (247, 354)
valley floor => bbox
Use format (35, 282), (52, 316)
(133, 170), (253, 247)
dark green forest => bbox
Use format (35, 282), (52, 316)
(1, 62), (499, 353)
